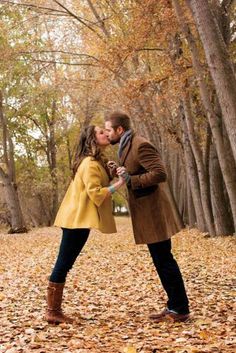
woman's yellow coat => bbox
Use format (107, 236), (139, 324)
(54, 157), (116, 233)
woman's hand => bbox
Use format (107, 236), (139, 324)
(118, 175), (126, 185)
(107, 161), (119, 178)
(107, 161), (118, 169)
(107, 173), (126, 196)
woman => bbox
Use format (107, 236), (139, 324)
(45, 125), (125, 324)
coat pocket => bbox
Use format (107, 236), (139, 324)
(132, 184), (158, 198)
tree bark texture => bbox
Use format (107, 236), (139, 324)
(187, 0), (236, 163)
(173, 0), (236, 231)
(209, 142), (235, 235)
(0, 91), (27, 233)
(183, 93), (215, 235)
(182, 117), (207, 232)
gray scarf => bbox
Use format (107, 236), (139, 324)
(118, 129), (133, 159)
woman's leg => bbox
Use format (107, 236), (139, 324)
(46, 228), (90, 324)
(50, 228), (90, 283)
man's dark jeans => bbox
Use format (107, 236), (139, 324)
(50, 228), (90, 283)
(148, 239), (189, 314)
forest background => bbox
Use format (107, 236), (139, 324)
(0, 0), (236, 237)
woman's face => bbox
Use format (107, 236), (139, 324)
(95, 126), (110, 147)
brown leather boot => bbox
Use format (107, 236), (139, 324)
(45, 281), (73, 324)
(149, 308), (190, 322)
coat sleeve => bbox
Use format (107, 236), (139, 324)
(81, 161), (110, 207)
(130, 142), (167, 190)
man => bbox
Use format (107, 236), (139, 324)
(105, 111), (190, 322)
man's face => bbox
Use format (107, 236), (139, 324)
(105, 121), (123, 145)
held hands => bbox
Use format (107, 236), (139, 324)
(108, 169), (126, 195)
(117, 167), (131, 184)
(107, 161), (131, 185)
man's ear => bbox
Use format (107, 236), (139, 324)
(117, 126), (124, 135)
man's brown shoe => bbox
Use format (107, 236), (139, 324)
(149, 309), (190, 322)
(149, 308), (170, 321)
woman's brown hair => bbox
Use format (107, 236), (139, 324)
(72, 125), (108, 178)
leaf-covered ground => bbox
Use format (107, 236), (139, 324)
(0, 217), (235, 353)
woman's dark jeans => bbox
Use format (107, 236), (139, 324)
(50, 228), (90, 283)
(148, 239), (189, 314)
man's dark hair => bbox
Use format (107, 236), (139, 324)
(106, 111), (131, 131)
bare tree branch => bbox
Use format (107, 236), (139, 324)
(103, 0), (118, 15)
(0, 91), (9, 171)
(17, 50), (100, 61)
(52, 0), (105, 40)
(0, 0), (68, 15)
(1, 0), (101, 25)
(86, 0), (110, 37)
(0, 57), (99, 66)
(136, 47), (165, 52)
(27, 116), (46, 138)
(30, 59), (99, 66)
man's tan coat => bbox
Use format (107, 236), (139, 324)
(121, 133), (181, 244)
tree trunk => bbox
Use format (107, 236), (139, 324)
(182, 117), (207, 232)
(186, 175), (196, 228)
(173, 0), (236, 231)
(0, 91), (27, 233)
(178, 177), (187, 224)
(36, 193), (52, 226)
(0, 170), (27, 233)
(183, 93), (215, 235)
(170, 150), (178, 202)
(187, 0), (236, 163)
(46, 100), (58, 222)
(86, 0), (110, 37)
(209, 142), (234, 235)
(211, 0), (231, 46)
(66, 135), (72, 170)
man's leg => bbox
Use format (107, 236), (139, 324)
(148, 238), (189, 319)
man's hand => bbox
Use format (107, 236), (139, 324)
(116, 166), (126, 176)
(117, 167), (131, 184)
